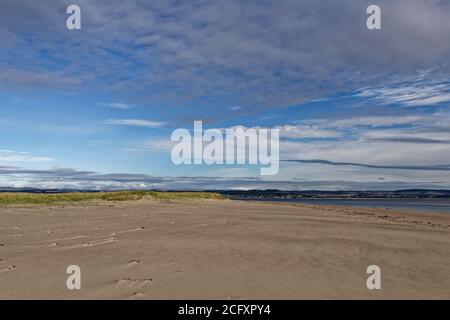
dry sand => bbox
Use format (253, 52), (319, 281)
(0, 199), (449, 299)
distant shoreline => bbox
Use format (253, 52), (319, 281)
(234, 197), (450, 214)
(1, 188), (450, 199)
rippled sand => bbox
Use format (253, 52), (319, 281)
(1, 199), (449, 299)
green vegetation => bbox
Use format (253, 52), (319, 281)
(0, 191), (224, 206)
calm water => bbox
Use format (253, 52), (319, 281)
(247, 198), (450, 213)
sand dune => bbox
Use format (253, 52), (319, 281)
(0, 199), (449, 299)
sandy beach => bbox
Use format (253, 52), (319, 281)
(0, 199), (449, 299)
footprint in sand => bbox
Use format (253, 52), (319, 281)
(92, 236), (118, 245)
(0, 265), (15, 273)
(116, 278), (153, 288)
(79, 236), (118, 248)
(59, 236), (118, 249)
(110, 227), (144, 237)
(128, 259), (142, 265)
(131, 292), (145, 298)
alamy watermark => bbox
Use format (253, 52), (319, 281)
(366, 265), (381, 290)
(66, 265), (81, 290)
(66, 4), (381, 31)
(171, 121), (279, 175)
(66, 5), (81, 30)
(366, 5), (381, 30)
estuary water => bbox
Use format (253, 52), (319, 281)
(248, 198), (450, 213)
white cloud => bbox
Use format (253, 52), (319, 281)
(355, 72), (450, 107)
(306, 115), (426, 129)
(280, 139), (450, 166)
(101, 102), (132, 109)
(0, 165), (448, 191)
(104, 119), (165, 128)
(0, 150), (53, 162)
(217, 124), (339, 139)
(275, 124), (340, 139)
(405, 93), (450, 106)
(363, 129), (450, 142)
(123, 138), (174, 152)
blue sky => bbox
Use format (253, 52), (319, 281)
(0, 0), (449, 190)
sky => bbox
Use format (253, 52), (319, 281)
(0, 0), (449, 190)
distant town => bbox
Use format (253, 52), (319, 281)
(217, 189), (450, 199)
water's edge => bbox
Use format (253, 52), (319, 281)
(235, 198), (450, 213)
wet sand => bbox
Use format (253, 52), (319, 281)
(0, 199), (449, 299)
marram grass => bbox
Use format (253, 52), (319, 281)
(0, 191), (224, 206)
